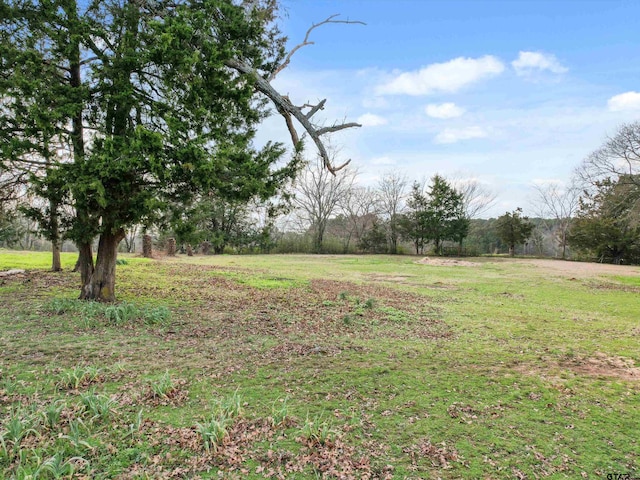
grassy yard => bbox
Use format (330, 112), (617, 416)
(0, 250), (638, 479)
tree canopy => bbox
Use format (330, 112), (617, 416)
(0, 0), (326, 300)
(495, 208), (534, 256)
(568, 175), (640, 264)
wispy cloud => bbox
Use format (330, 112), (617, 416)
(425, 102), (465, 119)
(512, 51), (568, 76)
(434, 126), (489, 144)
(357, 113), (388, 127)
(376, 55), (504, 96)
(607, 91), (640, 111)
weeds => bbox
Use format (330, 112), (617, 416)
(105, 302), (138, 325)
(299, 414), (336, 446)
(0, 409), (39, 459)
(41, 400), (65, 429)
(79, 390), (115, 422)
(213, 389), (243, 419)
(40, 452), (87, 478)
(42, 298), (171, 328)
(150, 371), (175, 399)
(57, 365), (101, 390)
(196, 416), (229, 453)
(270, 397), (290, 426)
(61, 419), (93, 451)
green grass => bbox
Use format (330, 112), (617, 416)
(1, 251), (639, 478)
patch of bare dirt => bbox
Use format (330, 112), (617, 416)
(520, 258), (640, 278)
(415, 257), (482, 267)
(517, 352), (640, 381)
(564, 352), (640, 380)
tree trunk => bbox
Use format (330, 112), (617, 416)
(509, 244), (515, 257)
(75, 242), (94, 287)
(186, 244), (193, 256)
(166, 237), (176, 256)
(51, 241), (62, 272)
(79, 229), (125, 302)
(142, 234), (153, 258)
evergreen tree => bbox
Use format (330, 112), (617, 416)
(568, 175), (640, 264)
(495, 208), (534, 256)
(1, 0), (298, 300)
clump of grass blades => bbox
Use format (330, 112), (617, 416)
(79, 390), (115, 422)
(150, 371), (175, 399)
(270, 397), (290, 427)
(196, 391), (244, 453)
(299, 413), (336, 446)
(42, 298), (171, 327)
(0, 409), (40, 460)
(57, 365), (101, 390)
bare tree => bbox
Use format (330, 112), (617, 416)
(580, 121), (640, 186)
(340, 186), (380, 252)
(293, 157), (357, 253)
(532, 181), (581, 259)
(448, 176), (497, 219)
(377, 172), (408, 254)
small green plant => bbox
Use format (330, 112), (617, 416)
(299, 414), (335, 446)
(105, 302), (138, 325)
(61, 419), (93, 451)
(337, 291), (349, 301)
(270, 397), (290, 426)
(116, 258), (128, 265)
(150, 371), (175, 399)
(43, 297), (78, 315)
(378, 305), (412, 323)
(196, 416), (229, 453)
(142, 305), (171, 325)
(0, 374), (19, 394)
(342, 314), (354, 325)
(123, 408), (144, 440)
(40, 452), (87, 478)
(41, 400), (66, 429)
(214, 389), (243, 419)
(80, 391), (115, 421)
(0, 409), (39, 459)
(57, 365), (101, 390)
(364, 298), (376, 309)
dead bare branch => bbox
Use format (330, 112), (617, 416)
(268, 14), (366, 81)
(226, 59), (360, 174)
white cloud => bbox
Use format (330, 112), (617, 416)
(376, 55), (505, 96)
(512, 51), (568, 76)
(425, 102), (465, 119)
(434, 126), (489, 144)
(357, 113), (388, 127)
(607, 91), (640, 111)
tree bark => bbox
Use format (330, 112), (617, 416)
(79, 229), (125, 302)
(142, 234), (153, 258)
(166, 238), (176, 256)
(51, 241), (62, 272)
(76, 242), (94, 287)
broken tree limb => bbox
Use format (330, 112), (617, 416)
(267, 14), (366, 82)
(226, 59), (360, 174)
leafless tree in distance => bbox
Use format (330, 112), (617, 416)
(377, 171), (408, 254)
(293, 154), (357, 252)
(532, 180), (581, 259)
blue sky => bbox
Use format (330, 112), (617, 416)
(256, 0), (640, 217)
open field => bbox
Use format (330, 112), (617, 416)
(0, 250), (639, 479)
